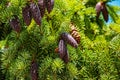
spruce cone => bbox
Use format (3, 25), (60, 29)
(62, 50), (69, 63)
(46, 0), (54, 13)
(101, 2), (108, 22)
(38, 0), (46, 17)
(61, 32), (78, 48)
(70, 23), (80, 44)
(95, 2), (102, 20)
(30, 2), (41, 26)
(95, 1), (108, 22)
(58, 39), (67, 59)
(30, 60), (38, 80)
(57, 40), (69, 63)
(22, 4), (32, 26)
(9, 15), (21, 33)
(54, 47), (59, 53)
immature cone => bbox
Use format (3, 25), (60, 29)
(9, 15), (21, 33)
(54, 47), (59, 53)
(30, 2), (41, 26)
(95, 1), (108, 22)
(61, 32), (78, 48)
(46, 0), (54, 13)
(30, 60), (38, 80)
(62, 50), (69, 63)
(57, 40), (69, 63)
(101, 2), (108, 22)
(95, 1), (102, 20)
(22, 4), (32, 26)
(58, 39), (67, 59)
(70, 23), (80, 44)
(38, 0), (46, 17)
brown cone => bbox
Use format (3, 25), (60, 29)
(95, 2), (103, 20)
(46, 0), (54, 13)
(30, 2), (41, 26)
(9, 15), (21, 33)
(61, 32), (78, 48)
(30, 60), (38, 80)
(101, 2), (108, 22)
(22, 4), (32, 26)
(58, 39), (67, 59)
(38, 0), (46, 17)
(69, 23), (80, 44)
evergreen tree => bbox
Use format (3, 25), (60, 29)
(0, 0), (120, 80)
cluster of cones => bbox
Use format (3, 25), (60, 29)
(55, 23), (80, 63)
(9, 0), (54, 33)
(22, 0), (54, 26)
(9, 1), (109, 34)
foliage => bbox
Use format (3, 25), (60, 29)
(0, 0), (120, 80)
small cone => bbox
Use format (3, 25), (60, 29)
(101, 2), (108, 22)
(22, 4), (32, 26)
(30, 2), (41, 26)
(38, 0), (46, 17)
(61, 32), (78, 48)
(69, 23), (80, 44)
(58, 39), (67, 59)
(30, 60), (38, 80)
(46, 0), (54, 13)
(95, 2), (103, 20)
(9, 15), (21, 33)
